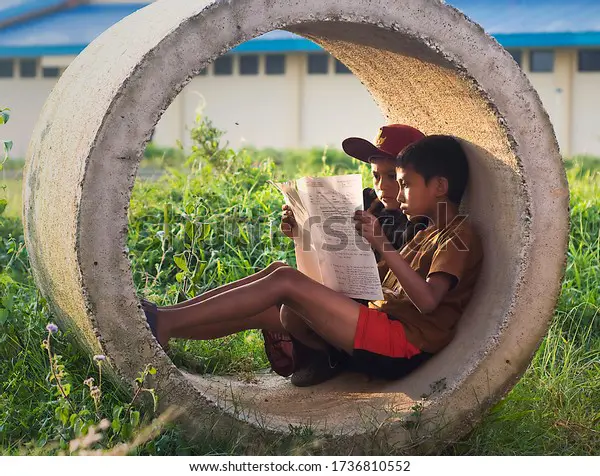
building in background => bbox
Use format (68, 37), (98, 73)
(1, 0), (600, 158)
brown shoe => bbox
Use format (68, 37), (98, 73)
(290, 337), (345, 387)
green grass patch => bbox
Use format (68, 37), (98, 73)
(446, 158), (600, 455)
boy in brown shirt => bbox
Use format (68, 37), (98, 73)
(142, 135), (482, 382)
(351, 135), (483, 378)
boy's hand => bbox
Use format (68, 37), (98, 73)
(354, 210), (387, 250)
(280, 204), (298, 239)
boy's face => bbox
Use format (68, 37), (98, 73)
(370, 157), (400, 210)
(396, 165), (441, 221)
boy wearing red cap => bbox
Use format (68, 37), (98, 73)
(276, 124), (428, 385)
(344, 124), (428, 262)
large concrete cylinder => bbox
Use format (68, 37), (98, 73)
(23, 0), (569, 453)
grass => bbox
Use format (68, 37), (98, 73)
(447, 157), (600, 455)
(0, 119), (598, 454)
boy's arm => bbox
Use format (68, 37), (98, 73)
(378, 248), (453, 313)
(280, 204), (298, 239)
(377, 259), (390, 282)
(355, 210), (459, 314)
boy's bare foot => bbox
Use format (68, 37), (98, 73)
(141, 299), (170, 351)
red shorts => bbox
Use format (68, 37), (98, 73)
(354, 305), (421, 358)
(350, 305), (431, 379)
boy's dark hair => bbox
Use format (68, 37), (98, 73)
(396, 135), (469, 205)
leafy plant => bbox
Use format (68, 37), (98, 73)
(0, 106), (11, 216)
(0, 107), (11, 161)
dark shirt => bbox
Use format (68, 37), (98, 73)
(353, 188), (427, 307)
(362, 188), (427, 261)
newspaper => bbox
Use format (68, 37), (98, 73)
(272, 174), (384, 301)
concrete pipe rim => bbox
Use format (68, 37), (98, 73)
(22, 0), (569, 452)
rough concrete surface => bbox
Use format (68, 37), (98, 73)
(22, 0), (569, 453)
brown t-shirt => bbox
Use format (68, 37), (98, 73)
(369, 219), (483, 353)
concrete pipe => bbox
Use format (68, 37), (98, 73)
(23, 0), (569, 453)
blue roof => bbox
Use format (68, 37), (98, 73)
(231, 30), (321, 53)
(451, 0), (600, 47)
(0, 3), (145, 57)
(1, 1), (600, 58)
(0, 0), (65, 26)
(451, 0), (600, 34)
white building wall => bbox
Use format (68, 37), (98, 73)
(524, 48), (574, 156)
(3, 49), (600, 158)
(1, 65), (60, 158)
(155, 49), (600, 157)
(300, 56), (384, 148)
(154, 53), (384, 152)
(519, 48), (600, 157)
(157, 54), (303, 151)
(572, 68), (600, 155)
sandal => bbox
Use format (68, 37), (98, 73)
(262, 330), (295, 377)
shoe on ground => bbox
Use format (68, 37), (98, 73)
(290, 346), (345, 387)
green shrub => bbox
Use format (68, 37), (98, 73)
(249, 146), (361, 177)
(130, 118), (344, 374)
(1, 106), (12, 216)
(142, 142), (186, 169)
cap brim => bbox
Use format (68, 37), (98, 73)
(342, 137), (395, 163)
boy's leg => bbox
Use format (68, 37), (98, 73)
(167, 306), (285, 341)
(280, 304), (344, 387)
(149, 262), (289, 344)
(280, 305), (329, 351)
(156, 267), (362, 353)
(159, 261), (288, 310)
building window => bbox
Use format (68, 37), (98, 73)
(20, 59), (37, 78)
(214, 56), (233, 75)
(265, 54), (285, 75)
(334, 59), (351, 74)
(239, 55), (259, 75)
(42, 67), (60, 78)
(0, 59), (14, 78)
(507, 49), (522, 67)
(308, 53), (329, 74)
(578, 49), (600, 72)
(530, 50), (554, 72)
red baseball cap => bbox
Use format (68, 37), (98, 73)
(342, 124), (425, 163)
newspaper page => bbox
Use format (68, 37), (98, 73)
(273, 174), (384, 301)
